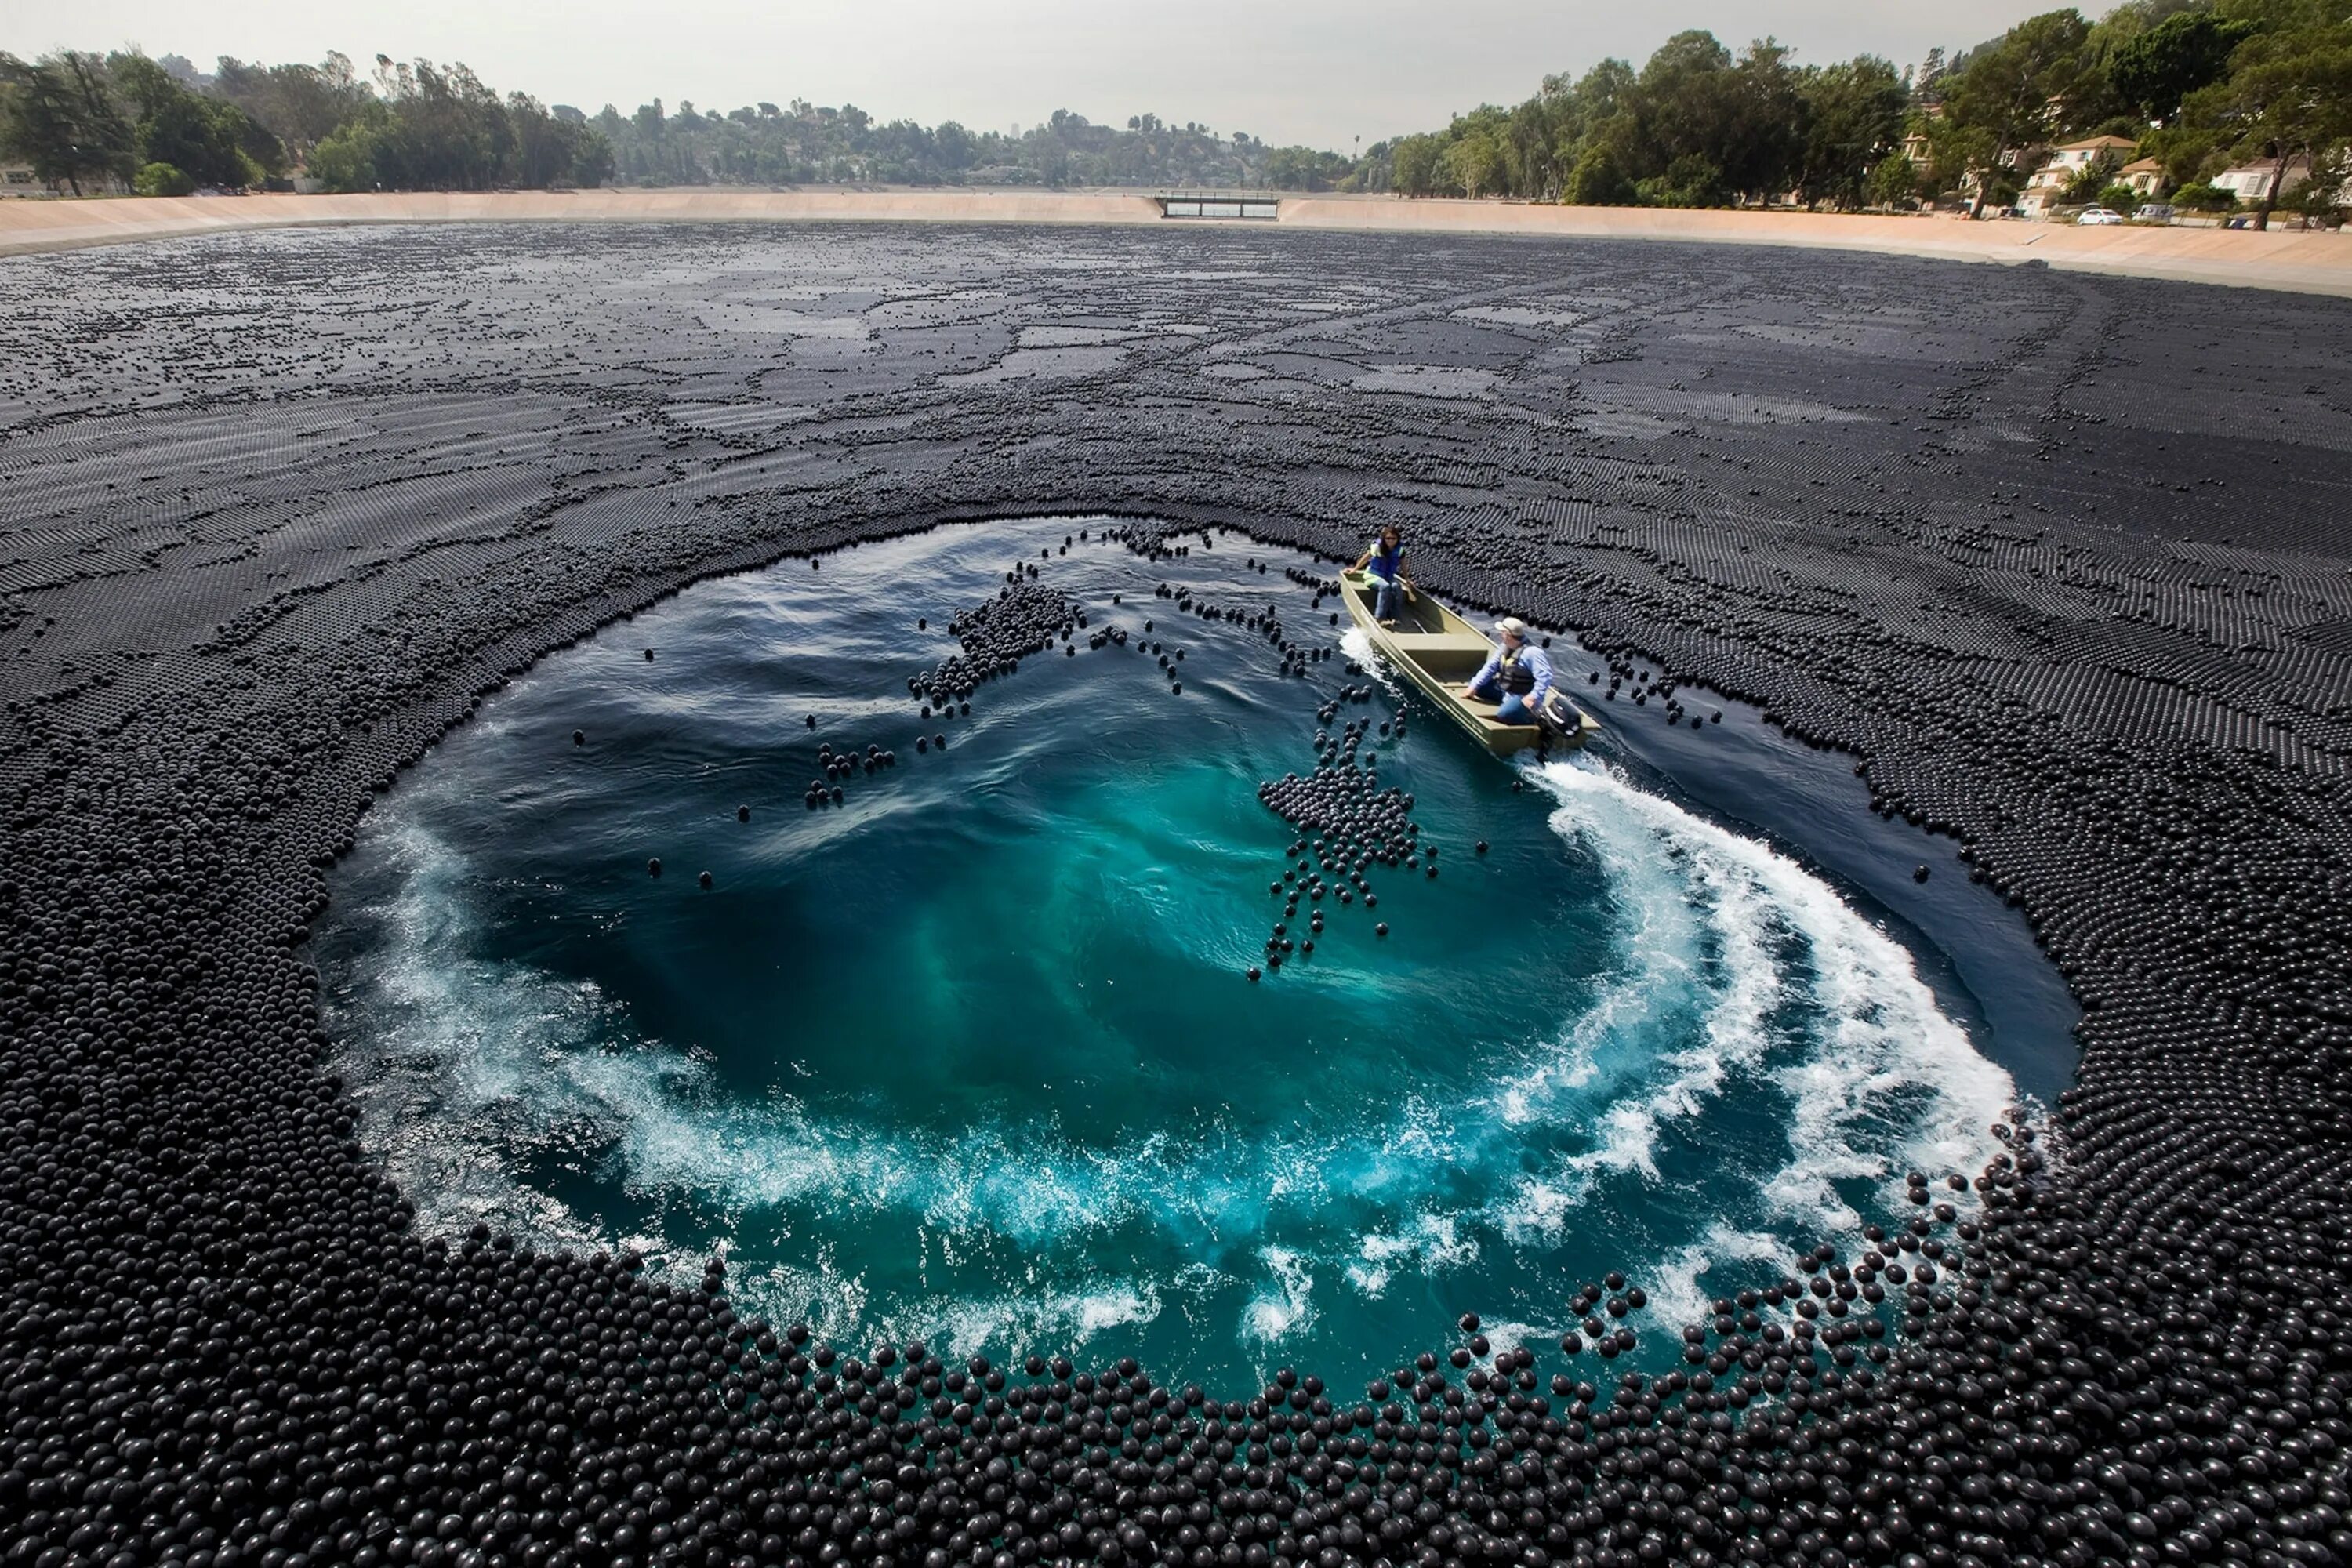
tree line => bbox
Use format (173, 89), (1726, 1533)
(1362, 0), (2350, 227)
(0, 48), (1308, 195)
(0, 50), (611, 195)
(587, 103), (1285, 189)
(4, 3), (2343, 224)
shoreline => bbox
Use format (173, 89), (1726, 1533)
(2, 187), (2347, 296)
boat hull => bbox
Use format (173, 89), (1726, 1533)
(1338, 570), (1598, 757)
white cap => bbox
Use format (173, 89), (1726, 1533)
(1495, 616), (1529, 640)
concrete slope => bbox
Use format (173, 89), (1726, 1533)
(3, 186), (2347, 296)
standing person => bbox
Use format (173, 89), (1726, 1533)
(1463, 617), (1552, 724)
(1353, 526), (1413, 628)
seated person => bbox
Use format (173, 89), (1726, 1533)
(1462, 616), (1552, 724)
(1352, 526), (1413, 626)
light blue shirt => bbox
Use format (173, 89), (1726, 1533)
(1472, 639), (1552, 709)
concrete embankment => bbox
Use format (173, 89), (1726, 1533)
(3, 187), (2347, 296)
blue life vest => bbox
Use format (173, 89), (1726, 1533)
(1370, 542), (1403, 582)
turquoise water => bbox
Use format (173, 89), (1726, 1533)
(318, 517), (2027, 1395)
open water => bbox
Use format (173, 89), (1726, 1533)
(317, 517), (2069, 1394)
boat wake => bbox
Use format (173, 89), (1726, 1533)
(330, 740), (2015, 1377)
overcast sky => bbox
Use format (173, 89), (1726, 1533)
(5, 0), (2056, 149)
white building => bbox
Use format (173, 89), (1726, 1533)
(2211, 155), (2351, 210)
(2016, 135), (2139, 216)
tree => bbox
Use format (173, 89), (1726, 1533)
(2172, 179), (2236, 209)
(1442, 114), (1508, 198)
(1264, 144), (1348, 191)
(0, 51), (136, 194)
(309, 113), (384, 191)
(935, 120), (975, 171)
(2096, 179), (2142, 209)
(1628, 30), (1738, 194)
(1868, 151), (1922, 208)
(1566, 140), (1638, 205)
(1390, 133), (1446, 197)
(366, 57), (516, 190)
(2112, 11), (2261, 122)
(2183, 24), (2352, 227)
(211, 53), (368, 154)
(2062, 148), (2125, 201)
(1638, 152), (1729, 205)
(1916, 46), (1950, 100)
(112, 51), (284, 187)
(1940, 10), (2098, 213)
(1798, 56), (1909, 208)
(1923, 115), (2002, 204)
(568, 129), (615, 188)
(134, 160), (193, 196)
(1725, 40), (1809, 199)
(2288, 143), (2349, 218)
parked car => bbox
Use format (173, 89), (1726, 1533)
(2135, 203), (2174, 223)
(2076, 207), (2125, 225)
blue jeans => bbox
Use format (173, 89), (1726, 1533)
(1372, 575), (1403, 621)
(1469, 673), (1535, 724)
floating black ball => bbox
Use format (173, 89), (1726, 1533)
(699, 870), (713, 888)
(9, 232), (2331, 1568)
(648, 857), (662, 876)
(572, 728), (585, 745)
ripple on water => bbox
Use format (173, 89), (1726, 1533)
(321, 517), (2027, 1390)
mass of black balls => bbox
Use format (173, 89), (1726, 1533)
(909, 581), (1087, 720)
(1250, 717), (1428, 975)
(5, 220), (2352, 1568)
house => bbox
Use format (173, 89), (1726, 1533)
(2214, 155), (2304, 205)
(0, 164), (129, 197)
(2118, 158), (2165, 198)
(2211, 154), (2351, 209)
(2016, 135), (2140, 216)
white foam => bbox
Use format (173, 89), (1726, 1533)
(1531, 754), (2013, 1236)
(335, 707), (2016, 1368)
(919, 1279), (1166, 1362)
(1241, 1246), (1317, 1345)
(1647, 1225), (1789, 1336)
(1338, 626), (1403, 696)
(1347, 1211), (1480, 1298)
(1468, 1319), (1558, 1361)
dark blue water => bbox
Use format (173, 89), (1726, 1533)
(318, 517), (2062, 1396)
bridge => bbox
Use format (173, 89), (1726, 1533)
(1154, 192), (1280, 220)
